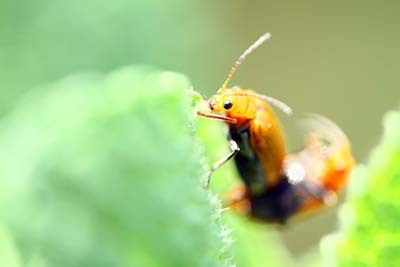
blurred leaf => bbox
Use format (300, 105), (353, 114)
(0, 66), (233, 267)
(322, 110), (400, 267)
(0, 224), (21, 267)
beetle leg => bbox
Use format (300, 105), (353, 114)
(223, 186), (251, 215)
(203, 139), (240, 188)
(293, 181), (338, 216)
(301, 181), (337, 206)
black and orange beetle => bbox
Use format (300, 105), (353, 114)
(198, 33), (354, 224)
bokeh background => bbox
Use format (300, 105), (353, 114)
(1, 0), (399, 266)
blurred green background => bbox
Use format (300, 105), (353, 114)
(1, 0), (399, 266)
(2, 0), (400, 159)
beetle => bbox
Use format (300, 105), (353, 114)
(197, 33), (354, 224)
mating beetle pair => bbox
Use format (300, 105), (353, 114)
(197, 33), (354, 224)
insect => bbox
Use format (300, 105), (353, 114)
(197, 33), (354, 224)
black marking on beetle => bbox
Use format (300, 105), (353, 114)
(229, 125), (267, 195)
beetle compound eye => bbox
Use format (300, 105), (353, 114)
(223, 101), (233, 110)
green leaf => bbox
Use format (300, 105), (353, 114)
(322, 110), (400, 267)
(0, 66), (233, 267)
(0, 224), (21, 267)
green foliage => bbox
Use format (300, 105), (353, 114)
(0, 225), (21, 267)
(322, 110), (400, 267)
(0, 66), (234, 267)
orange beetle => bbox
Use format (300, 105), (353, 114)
(198, 33), (354, 224)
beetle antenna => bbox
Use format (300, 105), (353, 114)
(254, 93), (293, 115)
(232, 92), (293, 115)
(218, 32), (271, 94)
